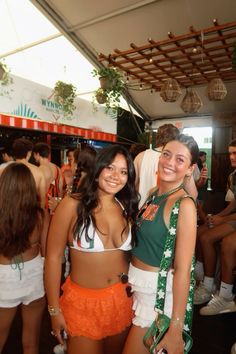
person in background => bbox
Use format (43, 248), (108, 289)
(134, 124), (179, 207)
(129, 143), (148, 161)
(199, 230), (236, 315)
(12, 138), (46, 210)
(48, 146), (97, 214)
(193, 151), (209, 224)
(61, 148), (75, 193)
(225, 160), (236, 203)
(197, 151), (207, 171)
(0, 145), (14, 173)
(33, 142), (63, 204)
(45, 145), (139, 354)
(61, 148), (75, 175)
(0, 163), (45, 354)
(194, 139), (236, 306)
(123, 134), (198, 354)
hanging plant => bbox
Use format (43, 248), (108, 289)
(232, 42), (236, 72)
(95, 88), (107, 104)
(53, 80), (77, 117)
(0, 60), (13, 86)
(92, 67), (124, 113)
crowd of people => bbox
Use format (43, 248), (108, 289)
(0, 126), (235, 354)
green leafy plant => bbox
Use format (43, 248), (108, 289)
(92, 67), (124, 113)
(54, 80), (77, 117)
(0, 60), (13, 97)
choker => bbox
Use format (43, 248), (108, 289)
(154, 183), (184, 204)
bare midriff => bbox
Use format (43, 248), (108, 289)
(70, 249), (130, 288)
(131, 256), (160, 272)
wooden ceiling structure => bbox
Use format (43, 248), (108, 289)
(99, 20), (236, 92)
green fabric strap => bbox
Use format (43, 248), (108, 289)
(154, 197), (195, 332)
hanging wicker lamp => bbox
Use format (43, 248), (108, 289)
(206, 78), (227, 101)
(180, 88), (202, 113)
(160, 78), (182, 102)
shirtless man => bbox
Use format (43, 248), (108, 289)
(33, 142), (63, 201)
(33, 143), (63, 221)
(12, 138), (46, 208)
(0, 145), (14, 173)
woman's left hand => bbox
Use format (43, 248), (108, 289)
(155, 330), (184, 354)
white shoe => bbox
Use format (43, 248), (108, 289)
(53, 343), (67, 354)
(200, 295), (236, 316)
(194, 282), (212, 305)
(231, 342), (236, 354)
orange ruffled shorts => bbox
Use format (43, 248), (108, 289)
(60, 277), (133, 340)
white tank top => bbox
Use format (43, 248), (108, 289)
(138, 149), (161, 208)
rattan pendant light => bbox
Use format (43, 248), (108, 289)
(180, 88), (202, 113)
(160, 78), (182, 102)
(206, 78), (227, 101)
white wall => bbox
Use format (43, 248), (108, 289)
(0, 74), (117, 134)
(151, 116), (213, 131)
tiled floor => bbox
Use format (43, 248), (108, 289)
(2, 304), (236, 354)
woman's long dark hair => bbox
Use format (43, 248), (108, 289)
(72, 146), (97, 193)
(72, 145), (139, 245)
(0, 163), (44, 258)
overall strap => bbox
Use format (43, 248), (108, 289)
(154, 196), (195, 332)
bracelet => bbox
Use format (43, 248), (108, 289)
(170, 317), (184, 328)
(48, 305), (61, 316)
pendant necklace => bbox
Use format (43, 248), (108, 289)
(137, 183), (184, 224)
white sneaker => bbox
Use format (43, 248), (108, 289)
(53, 343), (67, 354)
(194, 282), (212, 305)
(200, 295), (236, 316)
(231, 342), (236, 354)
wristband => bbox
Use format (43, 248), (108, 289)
(170, 317), (184, 328)
(48, 305), (61, 316)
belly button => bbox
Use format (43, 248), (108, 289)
(107, 278), (112, 284)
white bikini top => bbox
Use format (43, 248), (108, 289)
(70, 223), (132, 253)
(70, 199), (132, 253)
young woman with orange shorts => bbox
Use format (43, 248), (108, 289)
(45, 145), (139, 354)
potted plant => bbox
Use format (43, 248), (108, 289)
(95, 88), (107, 104)
(0, 60), (13, 86)
(92, 67), (124, 113)
(53, 80), (77, 117)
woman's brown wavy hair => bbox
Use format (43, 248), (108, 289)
(0, 163), (44, 258)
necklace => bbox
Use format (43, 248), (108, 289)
(154, 183), (184, 204)
(137, 183), (183, 226)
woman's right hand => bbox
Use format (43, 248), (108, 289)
(51, 313), (68, 345)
